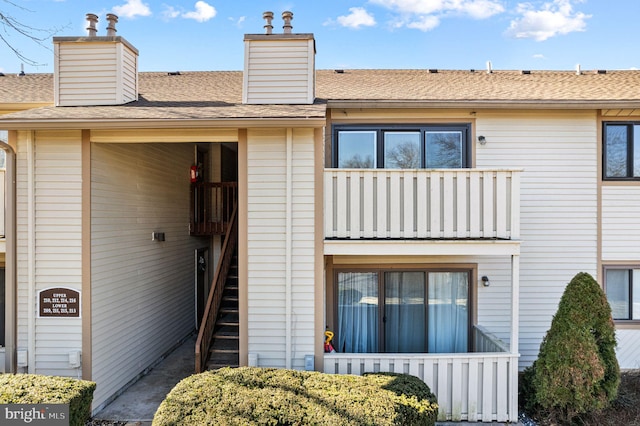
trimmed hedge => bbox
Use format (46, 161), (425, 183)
(522, 272), (620, 422)
(153, 367), (438, 425)
(0, 374), (96, 426)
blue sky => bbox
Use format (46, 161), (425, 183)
(1, 0), (639, 74)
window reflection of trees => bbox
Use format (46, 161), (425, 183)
(385, 141), (420, 168)
(427, 132), (462, 168)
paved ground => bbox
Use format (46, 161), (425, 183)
(89, 334), (524, 425)
(91, 334), (196, 425)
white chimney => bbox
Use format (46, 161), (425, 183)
(243, 11), (316, 105)
(53, 13), (139, 106)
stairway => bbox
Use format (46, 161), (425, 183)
(207, 253), (239, 370)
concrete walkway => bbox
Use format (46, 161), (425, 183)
(92, 334), (196, 425)
(91, 334), (524, 425)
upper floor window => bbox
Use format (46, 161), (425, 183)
(604, 267), (640, 321)
(603, 122), (640, 180)
(333, 124), (470, 169)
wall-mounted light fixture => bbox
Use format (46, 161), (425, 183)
(481, 276), (490, 287)
(478, 135), (487, 145)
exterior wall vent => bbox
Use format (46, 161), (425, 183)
(53, 13), (139, 107)
(243, 11), (316, 105)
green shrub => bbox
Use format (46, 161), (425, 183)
(0, 374), (96, 426)
(522, 272), (620, 423)
(153, 367), (438, 425)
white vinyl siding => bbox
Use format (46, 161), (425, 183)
(243, 39), (315, 104)
(476, 111), (598, 367)
(246, 128), (315, 369)
(91, 143), (200, 409)
(16, 130), (83, 376)
(54, 40), (138, 106)
(615, 329), (640, 369)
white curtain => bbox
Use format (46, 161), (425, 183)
(384, 272), (426, 352)
(428, 272), (468, 353)
(337, 272), (378, 353)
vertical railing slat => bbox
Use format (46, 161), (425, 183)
(377, 174), (388, 238)
(482, 171), (494, 238)
(437, 359), (450, 421)
(496, 171), (507, 238)
(469, 172), (480, 237)
(403, 173), (415, 238)
(511, 171), (521, 239)
(336, 172), (348, 238)
(324, 172), (334, 238)
(362, 171), (375, 238)
(468, 357), (479, 421)
(416, 173), (428, 238)
(456, 171), (467, 238)
(430, 172), (441, 238)
(350, 172), (361, 238)
(443, 171), (455, 238)
(389, 172), (401, 238)
(451, 357), (464, 421)
(482, 358), (494, 422)
(496, 357), (509, 422)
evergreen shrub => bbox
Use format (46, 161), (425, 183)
(0, 374), (96, 426)
(522, 272), (620, 422)
(153, 367), (438, 425)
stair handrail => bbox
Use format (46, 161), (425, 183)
(195, 202), (238, 373)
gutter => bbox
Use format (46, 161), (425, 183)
(326, 100), (640, 110)
(0, 117), (328, 131)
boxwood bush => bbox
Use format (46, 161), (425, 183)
(0, 374), (96, 426)
(153, 367), (438, 425)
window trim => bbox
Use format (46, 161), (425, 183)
(332, 124), (471, 169)
(332, 266), (474, 354)
(603, 121), (640, 181)
(603, 265), (640, 324)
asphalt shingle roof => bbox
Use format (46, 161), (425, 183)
(1, 68), (640, 124)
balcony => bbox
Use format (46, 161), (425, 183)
(324, 168), (521, 240)
(190, 182), (237, 236)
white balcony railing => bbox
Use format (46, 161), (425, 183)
(324, 168), (520, 240)
(324, 351), (518, 422)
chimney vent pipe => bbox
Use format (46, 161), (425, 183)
(106, 13), (118, 36)
(86, 13), (99, 37)
(282, 11), (293, 34)
(263, 11), (274, 35)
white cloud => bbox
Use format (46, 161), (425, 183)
(368, 0), (504, 31)
(406, 15), (440, 31)
(336, 7), (376, 29)
(182, 1), (217, 22)
(533, 53), (546, 59)
(162, 6), (180, 19)
(113, 0), (151, 18)
(228, 16), (246, 27)
(506, 0), (590, 41)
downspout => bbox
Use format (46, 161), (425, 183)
(1, 138), (16, 373)
(26, 132), (35, 372)
(285, 129), (293, 369)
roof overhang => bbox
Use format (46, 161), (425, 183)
(0, 117), (328, 131)
(326, 100), (640, 110)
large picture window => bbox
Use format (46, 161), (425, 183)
(603, 122), (640, 180)
(333, 125), (470, 169)
(605, 267), (640, 320)
(335, 268), (470, 354)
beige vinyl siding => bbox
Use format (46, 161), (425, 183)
(602, 186), (640, 260)
(247, 128), (315, 369)
(615, 329), (640, 369)
(601, 186), (640, 369)
(16, 130), (83, 376)
(243, 39), (314, 104)
(91, 143), (201, 409)
(55, 41), (137, 106)
(476, 110), (598, 368)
